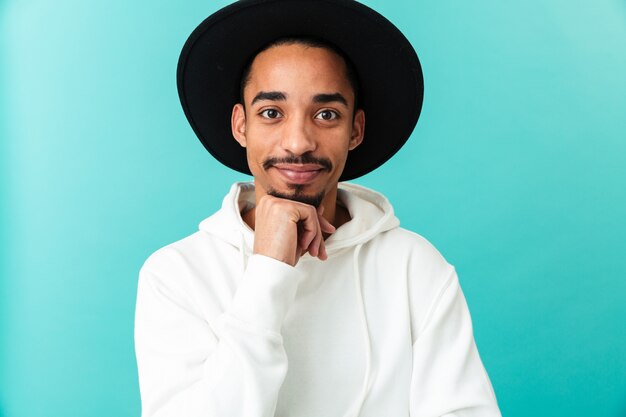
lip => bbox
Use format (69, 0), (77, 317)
(271, 164), (325, 184)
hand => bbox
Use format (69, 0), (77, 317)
(253, 195), (336, 266)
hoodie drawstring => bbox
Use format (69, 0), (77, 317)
(346, 243), (372, 417)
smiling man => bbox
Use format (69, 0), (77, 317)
(232, 40), (364, 265)
(134, 1), (501, 416)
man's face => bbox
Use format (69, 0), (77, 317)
(231, 43), (365, 207)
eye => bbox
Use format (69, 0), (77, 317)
(259, 109), (282, 119)
(315, 110), (339, 121)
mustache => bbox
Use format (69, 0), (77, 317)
(262, 154), (333, 171)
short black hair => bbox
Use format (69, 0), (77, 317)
(239, 36), (360, 110)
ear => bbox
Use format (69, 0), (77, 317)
(231, 103), (247, 147)
(348, 109), (365, 151)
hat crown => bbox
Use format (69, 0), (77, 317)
(178, 0), (423, 180)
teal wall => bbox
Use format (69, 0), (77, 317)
(1, 1), (625, 416)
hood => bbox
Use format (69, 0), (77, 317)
(198, 182), (400, 257)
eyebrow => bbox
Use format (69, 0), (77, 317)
(250, 91), (349, 107)
(313, 93), (348, 107)
(251, 91), (286, 105)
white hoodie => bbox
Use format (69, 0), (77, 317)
(135, 182), (501, 417)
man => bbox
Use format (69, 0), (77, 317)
(135, 1), (501, 416)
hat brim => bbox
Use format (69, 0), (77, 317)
(177, 0), (424, 181)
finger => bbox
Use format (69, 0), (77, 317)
(318, 214), (336, 234)
(295, 246), (305, 263)
(305, 219), (323, 258)
(301, 233), (318, 257)
(298, 223), (317, 255)
(296, 206), (321, 255)
(316, 204), (335, 234)
(314, 206), (331, 259)
(318, 238), (328, 260)
(305, 206), (324, 258)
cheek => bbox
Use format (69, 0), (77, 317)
(244, 127), (278, 159)
(243, 143), (263, 174)
(244, 136), (266, 160)
(334, 151), (350, 172)
(327, 144), (351, 173)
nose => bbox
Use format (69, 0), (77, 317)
(280, 115), (316, 156)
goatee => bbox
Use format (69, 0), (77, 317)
(267, 185), (325, 208)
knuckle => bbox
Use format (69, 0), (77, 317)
(260, 196), (284, 213)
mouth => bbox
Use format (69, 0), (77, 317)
(271, 163), (326, 184)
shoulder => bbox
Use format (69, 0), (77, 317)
(141, 231), (210, 273)
(138, 229), (244, 319)
(139, 225), (241, 292)
(373, 227), (453, 276)
(138, 232), (209, 302)
(367, 226), (456, 297)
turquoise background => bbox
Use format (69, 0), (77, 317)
(1, 0), (625, 416)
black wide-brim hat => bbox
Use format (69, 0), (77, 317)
(178, 0), (424, 181)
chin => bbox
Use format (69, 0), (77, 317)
(267, 185), (325, 207)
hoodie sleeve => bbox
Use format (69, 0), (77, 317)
(409, 269), (501, 417)
(135, 252), (302, 417)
